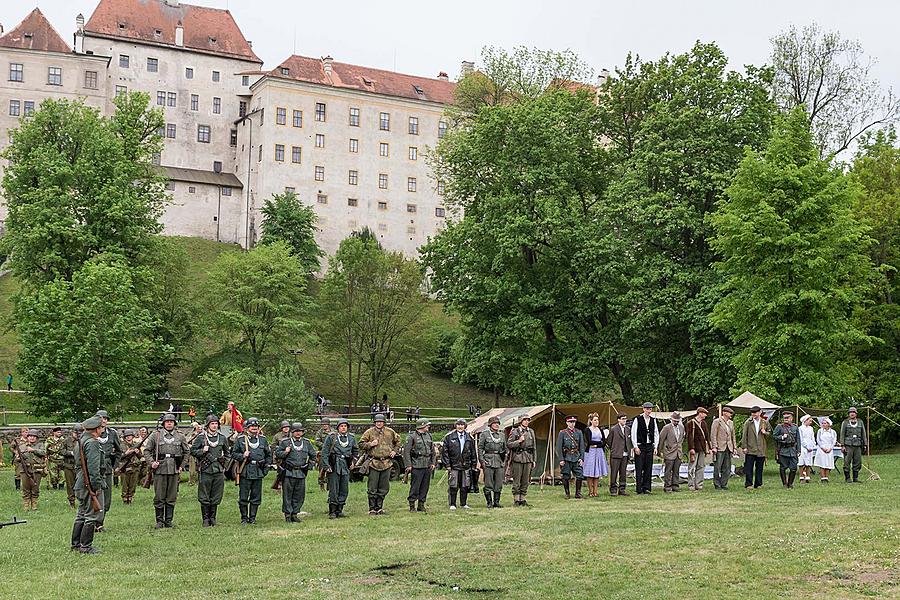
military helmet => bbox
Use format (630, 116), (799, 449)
(280, 420), (290, 429)
(26, 428), (39, 437)
(206, 414), (219, 426)
(245, 417), (260, 427)
(95, 409), (109, 419)
(161, 412), (176, 423)
(320, 417), (331, 425)
(415, 418), (431, 429)
(82, 416), (102, 431)
(374, 413), (386, 423)
(337, 418), (350, 428)
(123, 429), (136, 437)
(73, 424), (85, 433)
(488, 416), (501, 426)
(291, 422), (305, 432)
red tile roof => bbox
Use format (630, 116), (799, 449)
(270, 55), (456, 105)
(84, 0), (260, 63)
(0, 8), (71, 54)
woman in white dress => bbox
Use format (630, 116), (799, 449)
(814, 417), (839, 482)
(797, 414), (817, 482)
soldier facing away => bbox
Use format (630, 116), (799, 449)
(231, 417), (271, 525)
(507, 415), (536, 506)
(358, 413), (401, 515)
(15, 428), (46, 511)
(320, 418), (359, 519)
(191, 414), (228, 527)
(275, 422), (318, 522)
(62, 426), (82, 508)
(478, 416), (507, 508)
(403, 418), (436, 512)
(95, 409), (122, 531)
(144, 413), (190, 528)
(72, 417), (106, 554)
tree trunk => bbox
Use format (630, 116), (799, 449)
(494, 387), (500, 409)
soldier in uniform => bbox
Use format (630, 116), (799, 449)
(16, 429), (46, 511)
(45, 426), (66, 490)
(839, 407), (867, 483)
(403, 418), (436, 512)
(271, 420), (291, 491)
(191, 414), (228, 527)
(11, 426), (27, 490)
(62, 425), (82, 507)
(507, 415), (536, 506)
(275, 422), (317, 522)
(441, 418), (476, 510)
(186, 421), (203, 486)
(117, 429), (143, 504)
(95, 409), (122, 530)
(556, 416), (586, 499)
(72, 416), (106, 554)
(231, 417), (271, 525)
(320, 418), (358, 519)
(478, 416), (507, 508)
(359, 413), (401, 515)
(136, 426), (150, 484)
(773, 411), (801, 489)
(315, 417), (332, 491)
(144, 412), (189, 528)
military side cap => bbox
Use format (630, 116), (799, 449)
(641, 402), (653, 409)
(123, 429), (135, 437)
(782, 410), (793, 416)
(245, 417), (260, 427)
(455, 418), (467, 426)
(291, 422), (305, 432)
(487, 416), (500, 426)
(27, 429), (39, 437)
(82, 416), (102, 430)
(416, 418), (431, 428)
(206, 414), (219, 425)
(162, 412), (176, 422)
(95, 410), (109, 419)
(320, 417), (331, 425)
(281, 420), (290, 428)
(374, 413), (386, 422)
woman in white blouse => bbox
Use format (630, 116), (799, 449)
(797, 414), (817, 483)
(813, 417), (839, 482)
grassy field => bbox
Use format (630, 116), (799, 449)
(0, 454), (897, 599)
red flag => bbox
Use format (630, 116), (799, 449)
(232, 406), (244, 433)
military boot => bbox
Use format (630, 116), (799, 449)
(787, 470), (796, 489)
(853, 470), (860, 483)
(201, 504), (210, 527)
(575, 480), (584, 499)
(285, 513), (292, 522)
(779, 468), (787, 487)
(484, 491), (493, 508)
(14, 478), (20, 491)
(409, 500), (416, 512)
(164, 504), (175, 528)
(563, 479), (571, 499)
(368, 496), (377, 516)
(22, 499), (30, 512)
(493, 494), (502, 508)
(31, 498), (38, 511)
(70, 521), (84, 551)
(248, 504), (258, 524)
(79, 523), (99, 554)
(337, 503), (347, 518)
(209, 505), (218, 527)
(240, 504), (249, 525)
(417, 500), (427, 513)
(845, 471), (851, 483)
(154, 506), (165, 529)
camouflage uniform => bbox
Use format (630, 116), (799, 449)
(45, 430), (66, 490)
(117, 432), (143, 504)
(16, 431), (46, 511)
(314, 419), (332, 491)
(358, 415), (401, 515)
(62, 428), (80, 507)
(507, 419), (536, 506)
(270, 421), (291, 491)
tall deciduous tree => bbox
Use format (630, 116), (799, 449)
(711, 107), (873, 405)
(205, 241), (310, 370)
(259, 191), (322, 275)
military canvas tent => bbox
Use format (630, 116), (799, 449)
(725, 391), (780, 414)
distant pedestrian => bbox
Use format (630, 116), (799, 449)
(6, 372), (11, 391)
(415, 406), (421, 419)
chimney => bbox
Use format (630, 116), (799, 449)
(597, 68), (610, 87)
(165, 0), (180, 6)
(74, 14), (85, 53)
(175, 21), (184, 47)
(437, 71), (448, 81)
(1, 24), (5, 35)
(322, 55), (334, 77)
(460, 60), (474, 77)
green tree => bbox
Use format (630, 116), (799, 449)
(1, 93), (165, 284)
(245, 363), (314, 431)
(182, 367), (257, 419)
(319, 235), (431, 408)
(259, 191), (322, 275)
(204, 241), (310, 370)
(16, 258), (156, 419)
(711, 107), (874, 405)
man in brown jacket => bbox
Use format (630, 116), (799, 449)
(710, 406), (737, 490)
(606, 413), (632, 496)
(741, 406), (769, 489)
(358, 414), (401, 515)
(685, 407), (711, 491)
(658, 412), (685, 493)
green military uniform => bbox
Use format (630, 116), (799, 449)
(16, 430), (46, 511)
(62, 428), (80, 507)
(190, 416), (228, 527)
(95, 411), (123, 523)
(117, 431), (143, 504)
(556, 420), (586, 499)
(478, 418), (507, 508)
(271, 421), (291, 491)
(137, 429), (151, 484)
(507, 419), (536, 506)
(45, 429), (66, 490)
(143, 415), (190, 528)
(839, 409), (867, 483)
(314, 419), (332, 491)
(358, 415), (401, 515)
(320, 419), (358, 518)
(402, 419), (436, 512)
(72, 417), (106, 554)
(275, 423), (318, 521)
(231, 419), (272, 524)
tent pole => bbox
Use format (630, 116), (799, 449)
(867, 407), (871, 460)
(550, 406), (556, 486)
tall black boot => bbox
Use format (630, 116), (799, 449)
(154, 506), (165, 529)
(575, 479), (584, 499)
(563, 478), (571, 499)
(239, 504), (249, 525)
(209, 505), (218, 527)
(248, 504), (258, 524)
(417, 500), (427, 512)
(201, 504), (210, 527)
(164, 504), (175, 528)
(409, 500), (417, 512)
(779, 468), (787, 487)
(79, 522), (99, 554)
(328, 503), (337, 519)
(787, 470), (796, 489)
(853, 470), (860, 483)
(448, 488), (458, 508)
(14, 478), (20, 491)
(493, 492), (502, 508)
(484, 490), (493, 508)
(337, 503), (347, 518)
(70, 521), (84, 550)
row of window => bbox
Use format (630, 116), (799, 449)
(118, 54), (223, 84)
(273, 135), (420, 160)
(154, 91), (223, 114)
(279, 103), (446, 138)
(8, 63), (99, 89)
(8, 99), (34, 117)
(281, 189), (445, 217)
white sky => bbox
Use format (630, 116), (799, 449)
(7, 0), (900, 91)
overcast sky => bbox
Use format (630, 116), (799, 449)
(7, 1), (900, 91)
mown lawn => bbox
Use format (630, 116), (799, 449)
(0, 454), (897, 599)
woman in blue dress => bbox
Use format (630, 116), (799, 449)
(583, 412), (609, 497)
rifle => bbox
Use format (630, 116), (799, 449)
(235, 432), (249, 486)
(15, 440), (39, 489)
(79, 440), (103, 514)
(115, 433), (152, 476)
(0, 517), (26, 529)
(142, 426), (160, 489)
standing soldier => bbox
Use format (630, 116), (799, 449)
(478, 416), (507, 508)
(117, 429), (143, 504)
(16, 429), (46, 511)
(271, 420), (291, 491)
(315, 417), (332, 491)
(276, 422), (317, 522)
(191, 414), (228, 527)
(231, 417), (271, 525)
(136, 426), (150, 485)
(62, 426), (82, 507)
(320, 418), (358, 519)
(556, 416), (586, 499)
(11, 426), (27, 490)
(359, 413), (401, 515)
(403, 418), (436, 512)
(95, 409), (122, 530)
(839, 407), (867, 483)
(773, 411), (801, 489)
(506, 415), (536, 506)
(143, 413), (189, 528)
(45, 427), (66, 491)
(441, 418), (477, 510)
(72, 416), (106, 554)
(186, 421), (202, 486)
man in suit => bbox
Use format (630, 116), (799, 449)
(658, 412), (685, 493)
(607, 413), (632, 496)
(441, 419), (476, 510)
(630, 402), (659, 494)
(710, 406), (737, 490)
(556, 416), (585, 499)
(741, 406), (769, 489)
(685, 406), (711, 491)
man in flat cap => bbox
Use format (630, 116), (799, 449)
(556, 416), (585, 499)
(607, 413), (632, 496)
(658, 412), (685, 493)
(442, 418), (476, 510)
(741, 406), (769, 489)
(631, 402), (659, 494)
(404, 418), (436, 512)
(275, 422), (317, 522)
(144, 412), (190, 528)
(773, 411), (801, 488)
(507, 415), (536, 506)
(359, 413), (401, 515)
(95, 409), (122, 529)
(839, 407), (867, 483)
(478, 416), (507, 508)
(685, 407), (711, 491)
(72, 416), (105, 554)
(710, 406), (737, 490)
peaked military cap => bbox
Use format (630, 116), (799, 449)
(82, 416), (102, 430)
(416, 418), (431, 429)
(95, 410), (109, 419)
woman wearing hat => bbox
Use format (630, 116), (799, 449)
(797, 415), (817, 483)
(814, 418), (838, 482)
(582, 413), (608, 498)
